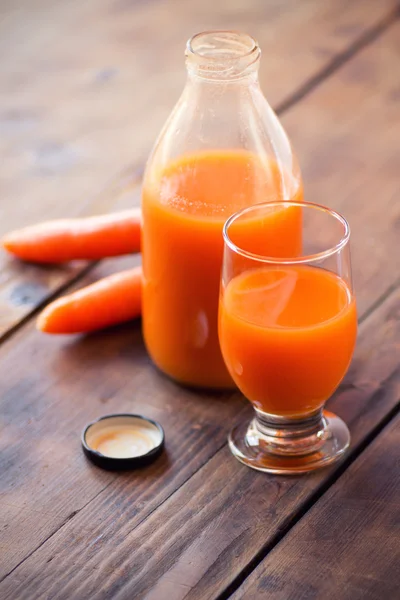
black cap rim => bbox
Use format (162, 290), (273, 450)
(81, 413), (165, 471)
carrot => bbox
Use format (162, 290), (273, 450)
(37, 267), (142, 334)
(2, 209), (141, 263)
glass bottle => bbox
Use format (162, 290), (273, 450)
(142, 31), (303, 389)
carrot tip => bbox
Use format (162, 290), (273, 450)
(36, 314), (47, 333)
(2, 236), (15, 251)
(36, 303), (57, 333)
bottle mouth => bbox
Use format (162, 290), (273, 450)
(186, 31), (260, 80)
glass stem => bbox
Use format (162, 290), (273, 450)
(253, 408), (328, 456)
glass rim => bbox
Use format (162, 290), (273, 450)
(186, 30), (259, 61)
(223, 201), (350, 265)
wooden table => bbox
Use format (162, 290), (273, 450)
(1, 1), (399, 598)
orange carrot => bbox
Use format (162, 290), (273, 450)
(2, 209), (141, 263)
(37, 267), (142, 334)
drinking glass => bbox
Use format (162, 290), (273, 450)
(218, 201), (357, 474)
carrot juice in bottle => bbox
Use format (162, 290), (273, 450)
(142, 31), (303, 388)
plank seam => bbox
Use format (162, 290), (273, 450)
(0, 164), (144, 349)
(275, 3), (400, 115)
(1, 225), (399, 588)
(218, 397), (400, 599)
(358, 276), (400, 325)
(0, 262), (98, 347)
(1, 4), (398, 346)
(1, 2), (399, 589)
(0, 479), (116, 585)
(0, 433), (232, 586)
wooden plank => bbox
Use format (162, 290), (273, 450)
(0, 169), (140, 340)
(0, 0), (397, 337)
(0, 8), (399, 592)
(0, 6), (399, 596)
(0, 256), (247, 582)
(233, 414), (400, 600)
(1, 20), (400, 596)
(282, 20), (400, 317)
(1, 280), (399, 599)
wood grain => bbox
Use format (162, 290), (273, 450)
(0, 2), (399, 598)
(0, 0), (397, 337)
(2, 19), (400, 595)
(233, 414), (400, 600)
(284, 19), (400, 317)
(0, 256), (247, 581)
(0, 168), (141, 340)
(1, 282), (399, 599)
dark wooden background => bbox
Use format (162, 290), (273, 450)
(0, 1), (399, 598)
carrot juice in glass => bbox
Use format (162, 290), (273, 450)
(142, 32), (303, 389)
(219, 202), (357, 474)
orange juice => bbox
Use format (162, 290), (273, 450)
(219, 266), (357, 414)
(142, 149), (303, 388)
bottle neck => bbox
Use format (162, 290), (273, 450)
(187, 70), (260, 87)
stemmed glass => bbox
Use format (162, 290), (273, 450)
(218, 201), (357, 474)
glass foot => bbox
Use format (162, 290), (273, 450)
(228, 410), (350, 474)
